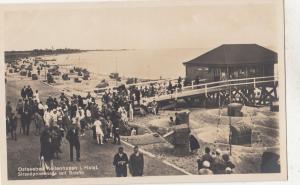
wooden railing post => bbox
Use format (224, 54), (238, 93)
(192, 81), (194, 90)
(254, 78), (256, 88)
(205, 84), (207, 97)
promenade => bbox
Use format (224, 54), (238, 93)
(5, 78), (184, 180)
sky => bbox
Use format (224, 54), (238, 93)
(3, 0), (283, 51)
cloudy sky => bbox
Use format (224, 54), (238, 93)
(4, 0), (283, 51)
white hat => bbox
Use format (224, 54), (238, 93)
(202, 161), (210, 168)
(225, 167), (232, 173)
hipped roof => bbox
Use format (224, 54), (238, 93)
(183, 44), (278, 66)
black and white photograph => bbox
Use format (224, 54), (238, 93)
(0, 0), (286, 184)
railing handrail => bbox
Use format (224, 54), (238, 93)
(189, 76), (276, 89)
(154, 78), (277, 101)
(93, 76), (277, 98)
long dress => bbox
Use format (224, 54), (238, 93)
(129, 104), (134, 121)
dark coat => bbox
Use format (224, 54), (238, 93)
(212, 157), (226, 174)
(16, 102), (23, 114)
(66, 127), (80, 145)
(21, 88), (26, 98)
(70, 104), (77, 118)
(129, 153), (144, 176)
(10, 115), (19, 130)
(202, 153), (214, 164)
(40, 129), (55, 161)
(49, 127), (63, 152)
(6, 104), (12, 117)
(113, 153), (129, 175)
(25, 88), (33, 98)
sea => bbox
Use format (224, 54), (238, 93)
(43, 48), (205, 80)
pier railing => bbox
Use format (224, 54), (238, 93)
(150, 76), (278, 102)
(92, 76), (277, 102)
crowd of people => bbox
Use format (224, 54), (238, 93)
(5, 74), (235, 177)
(197, 147), (235, 175)
(5, 83), (153, 177)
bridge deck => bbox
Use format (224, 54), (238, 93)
(92, 76), (278, 103)
(147, 76), (278, 102)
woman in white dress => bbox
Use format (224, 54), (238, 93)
(93, 119), (104, 145)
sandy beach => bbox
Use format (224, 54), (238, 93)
(5, 77), (185, 180)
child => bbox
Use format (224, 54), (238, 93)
(93, 119), (104, 145)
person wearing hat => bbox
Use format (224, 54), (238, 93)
(113, 147), (129, 177)
(129, 146), (144, 176)
(198, 161), (213, 175)
(66, 124), (81, 162)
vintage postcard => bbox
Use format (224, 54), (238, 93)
(0, 0), (287, 185)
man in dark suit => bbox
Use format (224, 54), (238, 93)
(21, 86), (27, 100)
(40, 128), (55, 173)
(22, 99), (31, 135)
(113, 147), (129, 177)
(129, 146), (144, 176)
(25, 85), (33, 98)
(66, 125), (80, 161)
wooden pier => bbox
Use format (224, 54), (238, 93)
(92, 76), (278, 107)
